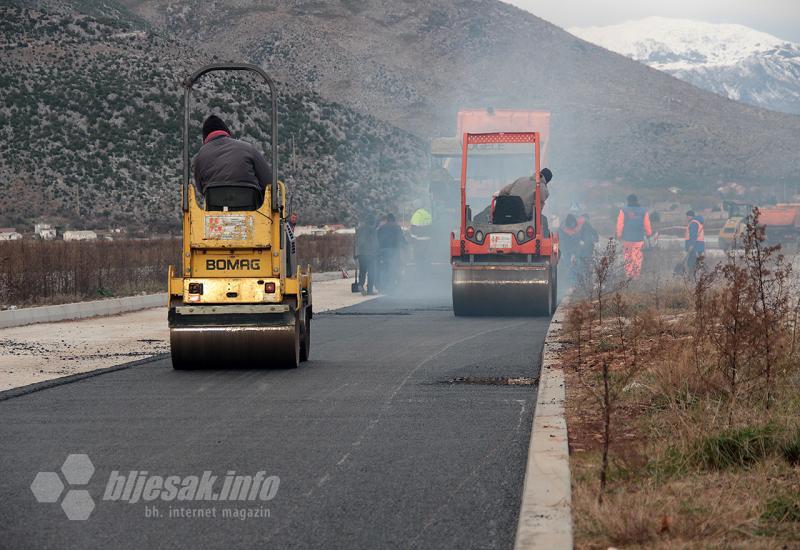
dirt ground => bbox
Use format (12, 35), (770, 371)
(0, 276), (375, 391)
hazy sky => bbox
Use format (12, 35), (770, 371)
(503, 0), (800, 42)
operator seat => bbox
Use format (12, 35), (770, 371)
(204, 182), (263, 211)
(492, 195), (528, 225)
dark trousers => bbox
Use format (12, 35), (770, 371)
(379, 248), (399, 292)
(686, 247), (704, 275)
(357, 255), (375, 293)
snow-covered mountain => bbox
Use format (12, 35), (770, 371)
(570, 17), (800, 115)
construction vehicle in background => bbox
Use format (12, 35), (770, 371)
(758, 204), (800, 249)
(718, 200), (753, 249)
(450, 130), (558, 316)
(718, 200), (800, 250)
(430, 109), (552, 266)
(168, 64), (312, 369)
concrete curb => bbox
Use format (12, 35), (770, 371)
(0, 294), (167, 329)
(514, 300), (572, 549)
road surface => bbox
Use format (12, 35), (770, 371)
(0, 290), (549, 549)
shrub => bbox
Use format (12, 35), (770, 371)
(695, 425), (777, 470)
(762, 494), (800, 523)
(779, 432), (800, 466)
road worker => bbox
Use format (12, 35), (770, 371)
(560, 213), (598, 283)
(354, 213), (379, 295)
(616, 194), (653, 279)
(193, 115), (272, 197)
(684, 210), (705, 275)
(474, 168), (553, 234)
(409, 203), (433, 271)
(377, 213), (406, 292)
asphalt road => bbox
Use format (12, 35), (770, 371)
(0, 289), (549, 550)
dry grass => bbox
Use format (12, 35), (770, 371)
(0, 233), (356, 307)
(564, 268), (800, 548)
(572, 457), (796, 549)
(0, 238), (180, 306)
(296, 233), (355, 273)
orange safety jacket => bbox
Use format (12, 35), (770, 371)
(685, 218), (705, 252)
(616, 207), (652, 242)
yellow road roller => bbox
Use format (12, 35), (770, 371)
(168, 63), (312, 369)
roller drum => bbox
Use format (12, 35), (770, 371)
(170, 321), (299, 369)
(452, 264), (553, 316)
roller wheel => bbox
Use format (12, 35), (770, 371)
(287, 313), (301, 369)
(172, 356), (191, 370)
(300, 310), (311, 362)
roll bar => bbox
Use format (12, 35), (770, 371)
(182, 63), (279, 212)
(460, 132), (542, 238)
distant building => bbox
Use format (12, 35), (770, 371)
(34, 223), (57, 240)
(95, 230), (115, 241)
(63, 230), (98, 242)
(0, 228), (22, 241)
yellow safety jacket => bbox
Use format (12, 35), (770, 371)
(410, 208), (432, 226)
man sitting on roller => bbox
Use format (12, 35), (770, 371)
(474, 168), (553, 234)
(193, 115), (273, 196)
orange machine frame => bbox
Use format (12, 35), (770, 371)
(451, 131), (557, 261)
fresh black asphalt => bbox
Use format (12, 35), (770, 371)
(0, 292), (549, 550)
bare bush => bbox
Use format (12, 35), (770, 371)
(296, 233), (355, 273)
(692, 208), (795, 416)
(567, 238), (645, 502)
(0, 233), (355, 307)
(0, 238), (180, 306)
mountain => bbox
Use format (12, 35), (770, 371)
(570, 17), (800, 115)
(0, 4), (426, 230)
(4, 1), (800, 232)
(117, 0), (800, 190)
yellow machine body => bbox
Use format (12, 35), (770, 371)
(719, 216), (745, 250)
(168, 183), (312, 369)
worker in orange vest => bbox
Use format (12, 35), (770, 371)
(616, 194), (653, 279)
(684, 210), (705, 275)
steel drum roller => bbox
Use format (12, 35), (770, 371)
(170, 321), (299, 369)
(452, 264), (553, 316)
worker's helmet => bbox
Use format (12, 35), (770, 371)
(564, 214), (577, 228)
(627, 194), (639, 206)
(540, 168), (553, 184)
(686, 210), (695, 217)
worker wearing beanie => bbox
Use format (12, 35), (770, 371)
(193, 114), (273, 197)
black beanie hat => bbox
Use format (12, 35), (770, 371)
(540, 167), (553, 184)
(627, 194), (639, 206)
(202, 115), (230, 140)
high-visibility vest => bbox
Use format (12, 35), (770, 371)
(685, 218), (705, 244)
(410, 208), (432, 226)
(561, 216), (585, 236)
(620, 206), (647, 242)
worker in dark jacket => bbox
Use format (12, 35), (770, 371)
(684, 210), (705, 275)
(354, 214), (379, 295)
(616, 194), (653, 279)
(559, 213), (598, 283)
(377, 213), (406, 292)
(193, 115), (272, 196)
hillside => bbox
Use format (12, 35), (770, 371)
(0, 5), (426, 230)
(571, 17), (800, 115)
(120, 0), (800, 187)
